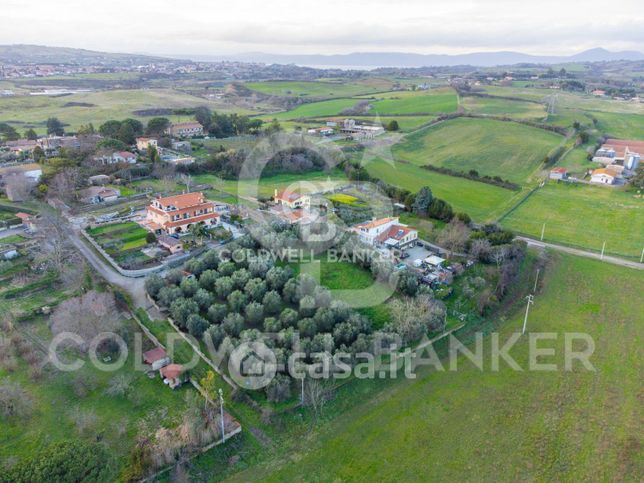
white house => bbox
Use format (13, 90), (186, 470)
(94, 151), (137, 164)
(350, 216), (418, 249)
(549, 167), (568, 180)
(136, 137), (158, 151)
(590, 168), (616, 185)
(273, 189), (311, 209)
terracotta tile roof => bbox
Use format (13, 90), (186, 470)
(601, 139), (644, 158)
(143, 347), (167, 364)
(155, 192), (207, 210)
(160, 364), (184, 379)
(592, 168), (616, 176)
(376, 224), (413, 242)
(551, 167), (567, 174)
(15, 212), (32, 220)
(354, 217), (397, 231)
(275, 190), (306, 202)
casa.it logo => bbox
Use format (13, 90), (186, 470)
(228, 341), (277, 389)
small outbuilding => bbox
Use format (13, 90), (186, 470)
(143, 347), (170, 371)
(160, 364), (188, 389)
(424, 255), (446, 268)
(158, 235), (183, 254)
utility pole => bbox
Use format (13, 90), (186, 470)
(600, 241), (606, 261)
(300, 375), (305, 406)
(533, 268), (540, 293)
(640, 245), (644, 264)
(522, 294), (534, 335)
(218, 388), (225, 444)
(540, 223), (546, 241)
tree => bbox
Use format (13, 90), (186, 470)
(146, 232), (157, 244)
(7, 440), (110, 482)
(193, 288), (214, 311)
(145, 274), (165, 298)
(117, 121), (136, 145)
(77, 123), (95, 135)
(245, 278), (267, 302)
(180, 277), (200, 297)
(157, 286), (182, 307)
(227, 290), (248, 313)
(146, 117), (170, 136)
(187, 314), (209, 338)
(33, 213), (78, 274)
(437, 218), (471, 256)
(194, 106), (212, 131)
(148, 145), (160, 163)
(104, 374), (133, 398)
(215, 276), (234, 298)
(385, 120), (399, 131)
(266, 374), (291, 402)
(189, 223), (209, 246)
(49, 291), (122, 351)
(46, 117), (64, 136)
(207, 303), (227, 324)
(262, 290), (282, 315)
(0, 122), (19, 141)
(245, 302), (264, 325)
(33, 145), (45, 162)
(0, 380), (33, 420)
(170, 298), (199, 328)
(3, 172), (32, 202)
(389, 294), (446, 344)
(412, 186), (433, 216)
(24, 128), (38, 140)
(279, 308), (298, 328)
(99, 120), (122, 138)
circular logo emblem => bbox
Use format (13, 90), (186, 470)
(228, 341), (277, 390)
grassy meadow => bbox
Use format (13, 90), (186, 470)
(392, 117), (563, 185)
(502, 182), (644, 259)
(244, 79), (393, 98)
(461, 95), (547, 119)
(229, 254), (643, 481)
(358, 88), (458, 115)
(365, 157), (522, 221)
(0, 88), (250, 133)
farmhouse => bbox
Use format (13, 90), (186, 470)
(593, 139), (643, 171)
(4, 139), (38, 154)
(340, 119), (385, 138)
(273, 189), (311, 209)
(307, 127), (335, 136)
(144, 192), (219, 234)
(549, 167), (568, 180)
(15, 212), (37, 232)
(590, 168), (618, 185)
(136, 137), (157, 151)
(167, 122), (203, 138)
(351, 216), (418, 249)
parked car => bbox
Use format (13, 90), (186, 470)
(413, 258), (423, 268)
(394, 262), (407, 271)
(399, 251), (410, 259)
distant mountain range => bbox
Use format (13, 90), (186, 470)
(193, 48), (644, 68)
(0, 44), (180, 66)
(1, 44), (642, 68)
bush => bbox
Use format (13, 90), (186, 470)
(144, 275), (165, 298)
(7, 440), (110, 482)
(265, 374), (292, 403)
(145, 232), (157, 244)
(207, 303), (228, 324)
(245, 302), (264, 325)
(187, 314), (209, 338)
(263, 290), (282, 315)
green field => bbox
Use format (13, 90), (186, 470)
(358, 88), (458, 115)
(245, 79), (393, 98)
(461, 95), (547, 119)
(86, 221), (153, 264)
(232, 254), (643, 481)
(502, 182), (644, 259)
(261, 98), (360, 121)
(365, 157), (521, 221)
(392, 117), (563, 185)
(0, 88), (250, 133)
(592, 111), (644, 139)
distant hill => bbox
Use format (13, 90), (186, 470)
(0, 44), (185, 66)
(194, 48), (644, 68)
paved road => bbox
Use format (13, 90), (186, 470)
(517, 236), (643, 271)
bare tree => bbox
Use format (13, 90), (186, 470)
(48, 168), (82, 203)
(3, 173), (32, 202)
(303, 379), (333, 417)
(0, 380), (33, 420)
(49, 291), (121, 351)
(389, 294), (447, 343)
(33, 213), (78, 274)
(437, 218), (470, 257)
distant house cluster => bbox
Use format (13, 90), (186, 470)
(93, 151), (137, 164)
(305, 119), (385, 139)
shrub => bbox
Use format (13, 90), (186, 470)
(180, 277), (199, 297)
(193, 288), (214, 311)
(222, 313), (244, 337)
(145, 274), (165, 298)
(207, 303), (228, 324)
(145, 232), (157, 244)
(227, 290), (248, 313)
(265, 374), (292, 403)
(187, 314), (209, 338)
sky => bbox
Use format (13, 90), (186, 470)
(2, 0), (643, 57)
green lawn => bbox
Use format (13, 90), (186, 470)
(0, 234), (26, 245)
(261, 98), (360, 121)
(86, 221), (153, 266)
(365, 157), (522, 222)
(502, 182), (644, 259)
(392, 117), (563, 185)
(231, 254), (643, 481)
